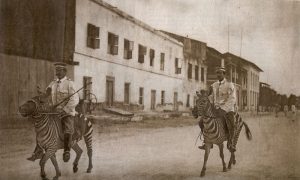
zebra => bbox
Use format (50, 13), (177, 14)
(19, 94), (93, 180)
(192, 93), (252, 177)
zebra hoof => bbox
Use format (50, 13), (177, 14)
(41, 174), (49, 180)
(233, 159), (236, 165)
(223, 167), (227, 172)
(73, 165), (78, 173)
(200, 171), (205, 177)
(87, 169), (92, 173)
(53, 176), (59, 180)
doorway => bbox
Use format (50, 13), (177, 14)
(106, 76), (115, 107)
(151, 90), (156, 110)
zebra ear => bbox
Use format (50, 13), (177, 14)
(37, 85), (43, 95)
(200, 89), (208, 96)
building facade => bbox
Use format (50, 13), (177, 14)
(206, 49), (263, 111)
(206, 47), (223, 86)
(259, 82), (278, 111)
(160, 31), (208, 108)
(0, 0), (75, 120)
(223, 53), (262, 111)
(73, 0), (187, 111)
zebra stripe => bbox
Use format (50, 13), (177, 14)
(29, 98), (93, 172)
(194, 96), (244, 148)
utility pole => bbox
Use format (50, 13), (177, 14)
(227, 17), (230, 52)
(240, 27), (243, 56)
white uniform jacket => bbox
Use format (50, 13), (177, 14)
(48, 76), (79, 116)
(210, 78), (236, 112)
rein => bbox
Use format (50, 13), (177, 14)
(27, 99), (60, 118)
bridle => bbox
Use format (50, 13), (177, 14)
(26, 99), (40, 118)
(197, 97), (216, 119)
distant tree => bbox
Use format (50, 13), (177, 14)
(281, 95), (288, 104)
(288, 94), (297, 106)
(296, 96), (300, 109)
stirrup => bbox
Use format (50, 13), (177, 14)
(198, 145), (206, 150)
(27, 152), (43, 162)
(27, 154), (37, 162)
(63, 151), (70, 162)
(198, 144), (213, 150)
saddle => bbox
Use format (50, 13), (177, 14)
(73, 113), (87, 140)
(58, 113), (87, 142)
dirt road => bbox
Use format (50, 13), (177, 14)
(0, 114), (299, 180)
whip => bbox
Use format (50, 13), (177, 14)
(52, 82), (92, 108)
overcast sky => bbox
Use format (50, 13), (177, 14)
(105, 0), (300, 95)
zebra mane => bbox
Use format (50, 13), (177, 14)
(197, 95), (217, 118)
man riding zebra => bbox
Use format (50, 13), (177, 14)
(198, 66), (237, 152)
(27, 62), (79, 163)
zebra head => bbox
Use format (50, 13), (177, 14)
(19, 94), (51, 117)
(195, 90), (214, 117)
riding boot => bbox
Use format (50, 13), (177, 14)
(63, 133), (72, 162)
(225, 112), (236, 152)
(27, 145), (44, 161)
(198, 144), (213, 150)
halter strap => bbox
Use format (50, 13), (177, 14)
(27, 99), (38, 115)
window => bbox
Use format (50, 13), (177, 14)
(161, 91), (165, 105)
(124, 83), (130, 104)
(87, 24), (100, 49)
(139, 87), (144, 105)
(195, 65), (199, 81)
(201, 67), (205, 82)
(138, 44), (146, 63)
(150, 49), (155, 66)
(83, 76), (92, 100)
(160, 53), (165, 70)
(107, 32), (118, 55)
(186, 94), (190, 107)
(175, 58), (182, 74)
(188, 63), (192, 79)
(124, 39), (133, 59)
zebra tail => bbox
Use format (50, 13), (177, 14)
(243, 122), (252, 141)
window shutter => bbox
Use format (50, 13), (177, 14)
(124, 40), (129, 49)
(178, 58), (182, 68)
(87, 37), (93, 47)
(150, 49), (155, 58)
(128, 51), (132, 59)
(94, 27), (100, 38)
(108, 33), (113, 45)
(142, 46), (146, 55)
(93, 39), (100, 49)
(129, 41), (134, 50)
(113, 46), (118, 55)
(87, 24), (93, 37)
(114, 35), (119, 46)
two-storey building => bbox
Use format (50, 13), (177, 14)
(206, 48), (263, 111)
(74, 0), (186, 111)
(160, 31), (208, 108)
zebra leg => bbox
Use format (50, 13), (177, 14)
(218, 143), (227, 172)
(84, 122), (93, 173)
(50, 154), (61, 180)
(200, 143), (212, 177)
(86, 147), (93, 173)
(228, 151), (235, 169)
(72, 143), (83, 173)
(39, 150), (55, 180)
